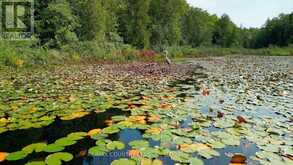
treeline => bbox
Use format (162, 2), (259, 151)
(32, 0), (292, 50)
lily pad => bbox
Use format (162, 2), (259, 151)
(43, 144), (65, 153)
(22, 143), (47, 154)
(198, 149), (220, 159)
(140, 158), (163, 165)
(106, 141), (125, 150)
(169, 151), (190, 163)
(88, 146), (108, 156)
(25, 161), (46, 165)
(111, 158), (136, 165)
(103, 126), (120, 134)
(190, 157), (204, 165)
(55, 137), (77, 147)
(129, 140), (149, 149)
(6, 151), (28, 161)
(45, 152), (73, 165)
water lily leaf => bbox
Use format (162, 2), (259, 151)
(25, 161), (46, 165)
(208, 140), (226, 149)
(190, 157), (204, 165)
(43, 144), (65, 153)
(111, 158), (136, 165)
(169, 151), (190, 163)
(148, 115), (161, 122)
(256, 151), (283, 162)
(141, 158), (163, 165)
(45, 152), (73, 165)
(129, 140), (149, 149)
(213, 119), (234, 128)
(103, 126), (120, 134)
(221, 138), (240, 146)
(60, 111), (89, 120)
(106, 141), (125, 150)
(67, 132), (87, 140)
(91, 133), (108, 140)
(140, 147), (159, 158)
(173, 136), (193, 145)
(87, 129), (102, 137)
(259, 144), (280, 153)
(112, 115), (127, 121)
(180, 143), (211, 153)
(55, 137), (77, 147)
(22, 143), (47, 154)
(6, 151), (28, 161)
(146, 127), (162, 135)
(198, 149), (220, 159)
(88, 146), (108, 156)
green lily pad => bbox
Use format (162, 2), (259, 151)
(67, 132), (87, 140)
(207, 140), (226, 149)
(22, 143), (47, 154)
(25, 161), (46, 165)
(88, 146), (108, 156)
(55, 137), (77, 147)
(140, 147), (159, 158)
(198, 149), (220, 159)
(190, 157), (204, 165)
(45, 152), (73, 165)
(111, 158), (136, 165)
(106, 141), (125, 150)
(169, 151), (190, 163)
(43, 144), (65, 153)
(102, 126), (120, 134)
(6, 151), (28, 161)
(140, 158), (163, 165)
(129, 140), (149, 149)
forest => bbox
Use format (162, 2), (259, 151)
(0, 0), (292, 67)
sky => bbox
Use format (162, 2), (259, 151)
(186, 0), (293, 28)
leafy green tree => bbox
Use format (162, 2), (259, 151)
(212, 14), (239, 47)
(117, 0), (151, 49)
(70, 0), (107, 41)
(35, 0), (78, 47)
(149, 0), (188, 50)
(182, 7), (217, 47)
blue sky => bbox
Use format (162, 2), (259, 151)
(186, 0), (293, 28)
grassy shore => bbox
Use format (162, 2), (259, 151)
(0, 41), (292, 68)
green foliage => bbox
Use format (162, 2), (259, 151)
(36, 0), (78, 47)
(118, 0), (151, 49)
(149, 0), (188, 50)
(212, 14), (239, 47)
(182, 7), (217, 47)
(0, 0), (292, 67)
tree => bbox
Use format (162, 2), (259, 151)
(117, 0), (151, 49)
(35, 0), (78, 47)
(182, 7), (217, 47)
(149, 0), (188, 50)
(70, 0), (107, 41)
(212, 14), (238, 47)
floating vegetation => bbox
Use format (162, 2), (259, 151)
(0, 57), (293, 165)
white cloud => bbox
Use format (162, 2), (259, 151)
(186, 0), (293, 28)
